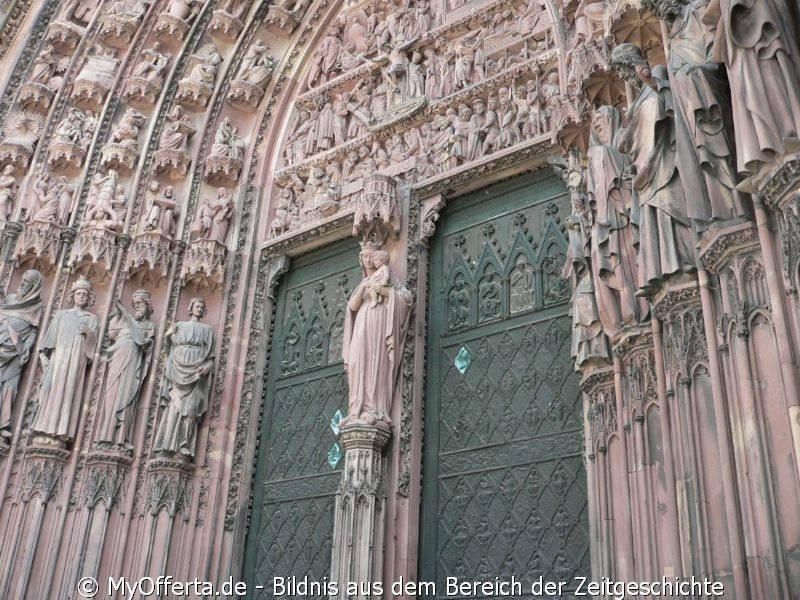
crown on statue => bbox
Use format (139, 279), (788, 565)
(70, 275), (93, 293)
(359, 238), (382, 253)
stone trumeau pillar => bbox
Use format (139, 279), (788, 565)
(329, 175), (411, 596)
(330, 425), (390, 598)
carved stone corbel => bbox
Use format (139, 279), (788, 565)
(419, 193), (446, 247)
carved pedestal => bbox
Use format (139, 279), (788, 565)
(154, 13), (190, 41)
(98, 15), (139, 48)
(147, 457), (193, 518)
(0, 140), (34, 173)
(47, 139), (86, 171)
(265, 5), (299, 35)
(84, 450), (132, 507)
(45, 21), (83, 54)
(329, 424), (390, 598)
(175, 80), (213, 112)
(100, 142), (139, 173)
(153, 148), (191, 179)
(20, 444), (71, 503)
(14, 220), (66, 273)
(17, 83), (55, 114)
(208, 10), (243, 41)
(203, 155), (242, 187)
(122, 77), (162, 108)
(226, 80), (265, 112)
(180, 238), (227, 290)
(125, 231), (174, 285)
(71, 80), (108, 112)
(68, 227), (120, 280)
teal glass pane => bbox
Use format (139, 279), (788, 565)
(328, 442), (343, 469)
(330, 409), (344, 435)
(454, 346), (472, 374)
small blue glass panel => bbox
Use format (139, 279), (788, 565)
(328, 442), (343, 469)
(455, 346), (472, 374)
(330, 409), (344, 435)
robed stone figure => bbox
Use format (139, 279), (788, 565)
(95, 290), (155, 449)
(613, 44), (696, 296)
(653, 0), (749, 225)
(154, 298), (214, 458)
(702, 0), (800, 177)
(0, 270), (44, 439)
(31, 276), (98, 443)
(585, 107), (647, 336)
(341, 244), (412, 427)
(563, 187), (610, 369)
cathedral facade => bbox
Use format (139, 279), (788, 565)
(0, 0), (798, 597)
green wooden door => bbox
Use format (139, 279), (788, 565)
(244, 239), (362, 599)
(420, 171), (589, 598)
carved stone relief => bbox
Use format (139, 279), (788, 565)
(176, 44), (223, 111)
(101, 108), (147, 172)
(122, 42), (172, 107)
(98, 0), (150, 48)
(155, 0), (201, 41)
(48, 107), (97, 171)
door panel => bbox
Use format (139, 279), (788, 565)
(244, 240), (361, 600)
(421, 172), (590, 599)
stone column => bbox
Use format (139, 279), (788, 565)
(330, 424), (390, 598)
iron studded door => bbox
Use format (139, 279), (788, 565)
(420, 171), (590, 599)
(244, 239), (362, 599)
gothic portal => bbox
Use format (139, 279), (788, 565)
(0, 0), (799, 598)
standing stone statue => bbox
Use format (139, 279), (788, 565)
(647, 0), (749, 225)
(341, 243), (412, 427)
(585, 106), (647, 336)
(612, 43), (696, 296)
(0, 270), (44, 439)
(702, 0), (800, 180)
(154, 298), (214, 458)
(559, 163), (610, 369)
(31, 276), (98, 444)
(95, 290), (155, 449)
